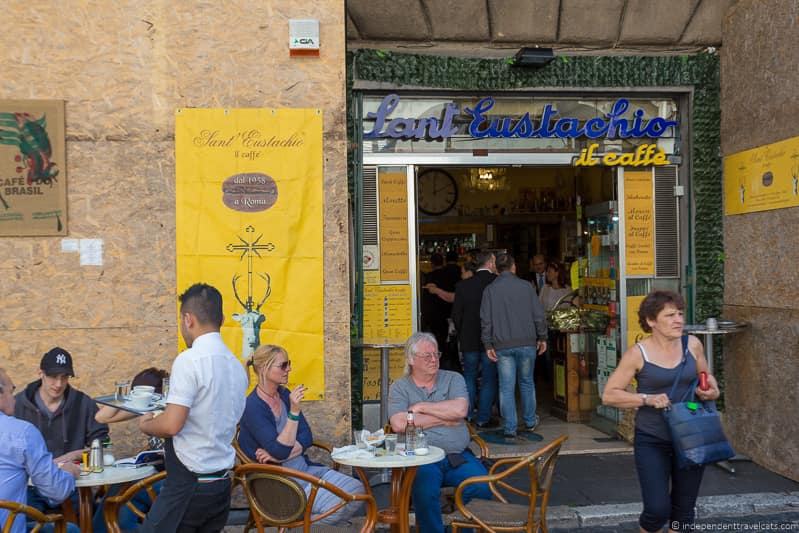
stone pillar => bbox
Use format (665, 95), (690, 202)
(720, 0), (799, 481)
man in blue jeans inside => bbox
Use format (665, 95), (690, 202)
(480, 252), (548, 440)
(451, 250), (498, 428)
(388, 332), (492, 533)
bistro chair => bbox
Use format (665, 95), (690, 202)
(448, 435), (568, 533)
(102, 470), (167, 533)
(0, 500), (67, 533)
(235, 463), (377, 533)
(233, 426), (340, 471)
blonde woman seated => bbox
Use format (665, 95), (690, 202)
(238, 345), (365, 526)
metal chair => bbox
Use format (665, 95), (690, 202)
(449, 435), (568, 533)
(0, 500), (67, 533)
(235, 463), (377, 533)
(102, 470), (166, 533)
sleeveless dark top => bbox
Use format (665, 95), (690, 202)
(634, 339), (697, 441)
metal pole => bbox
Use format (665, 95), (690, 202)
(380, 346), (390, 427)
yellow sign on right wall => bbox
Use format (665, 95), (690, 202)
(724, 135), (799, 215)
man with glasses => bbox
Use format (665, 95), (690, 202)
(14, 347), (109, 516)
(1, 367), (80, 533)
(138, 283), (248, 532)
(388, 332), (491, 533)
(481, 253), (548, 440)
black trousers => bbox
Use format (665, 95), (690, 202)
(140, 477), (231, 533)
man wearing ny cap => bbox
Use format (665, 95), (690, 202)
(14, 347), (109, 516)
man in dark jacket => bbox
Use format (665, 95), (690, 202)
(480, 253), (548, 439)
(451, 250), (498, 428)
(14, 347), (108, 513)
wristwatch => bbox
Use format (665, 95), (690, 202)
(640, 393), (648, 407)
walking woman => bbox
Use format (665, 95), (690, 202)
(238, 344), (365, 526)
(602, 290), (721, 532)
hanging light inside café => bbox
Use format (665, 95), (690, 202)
(468, 167), (508, 192)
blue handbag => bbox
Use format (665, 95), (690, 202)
(662, 336), (735, 469)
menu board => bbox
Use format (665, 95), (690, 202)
(626, 295), (648, 348)
(624, 170), (655, 276)
(378, 168), (409, 281)
(362, 284), (413, 344)
(362, 348), (406, 401)
(724, 135), (799, 215)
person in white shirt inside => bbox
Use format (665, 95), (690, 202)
(138, 283), (248, 533)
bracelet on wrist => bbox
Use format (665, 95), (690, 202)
(287, 411), (301, 422)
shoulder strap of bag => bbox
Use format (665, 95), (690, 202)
(667, 335), (690, 402)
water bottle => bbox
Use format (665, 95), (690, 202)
(405, 411), (416, 456)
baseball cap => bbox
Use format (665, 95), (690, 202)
(40, 347), (75, 377)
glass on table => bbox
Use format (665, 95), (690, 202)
(114, 380), (130, 401)
(384, 433), (398, 455)
(353, 429), (365, 449)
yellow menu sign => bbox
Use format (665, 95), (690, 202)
(626, 295), (648, 348)
(624, 170), (655, 276)
(724, 135), (799, 215)
(362, 348), (406, 401)
(379, 168), (409, 281)
(362, 284), (413, 344)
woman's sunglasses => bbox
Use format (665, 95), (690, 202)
(273, 360), (292, 371)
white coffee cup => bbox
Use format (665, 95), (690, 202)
(129, 389), (152, 409)
(132, 385), (155, 394)
(706, 317), (718, 331)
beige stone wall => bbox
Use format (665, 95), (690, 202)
(0, 2), (349, 457)
(720, 0), (799, 481)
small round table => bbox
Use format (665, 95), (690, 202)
(74, 465), (157, 533)
(333, 446), (445, 533)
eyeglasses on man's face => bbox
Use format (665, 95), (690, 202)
(415, 351), (441, 361)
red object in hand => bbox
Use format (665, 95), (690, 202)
(699, 372), (709, 391)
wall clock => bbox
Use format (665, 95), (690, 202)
(417, 168), (458, 216)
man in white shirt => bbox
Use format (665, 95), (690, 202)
(138, 283), (248, 533)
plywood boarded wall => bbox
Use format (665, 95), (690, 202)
(0, 1), (349, 455)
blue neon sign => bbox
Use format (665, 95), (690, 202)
(363, 94), (677, 141)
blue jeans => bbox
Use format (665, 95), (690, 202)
(25, 487), (80, 532)
(634, 429), (705, 532)
(412, 450), (491, 533)
(462, 350), (498, 424)
(496, 346), (538, 435)
(92, 480), (162, 533)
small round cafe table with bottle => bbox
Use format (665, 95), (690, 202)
(334, 446), (445, 533)
(74, 465), (156, 532)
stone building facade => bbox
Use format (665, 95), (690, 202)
(720, 0), (799, 481)
(0, 1), (349, 454)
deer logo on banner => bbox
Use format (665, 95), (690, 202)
(226, 225), (274, 361)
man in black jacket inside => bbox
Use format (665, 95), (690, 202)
(451, 250), (498, 428)
(15, 347), (109, 513)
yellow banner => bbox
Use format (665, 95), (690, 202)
(175, 108), (324, 399)
(724, 135), (799, 215)
(379, 168), (409, 281)
(624, 170), (655, 276)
